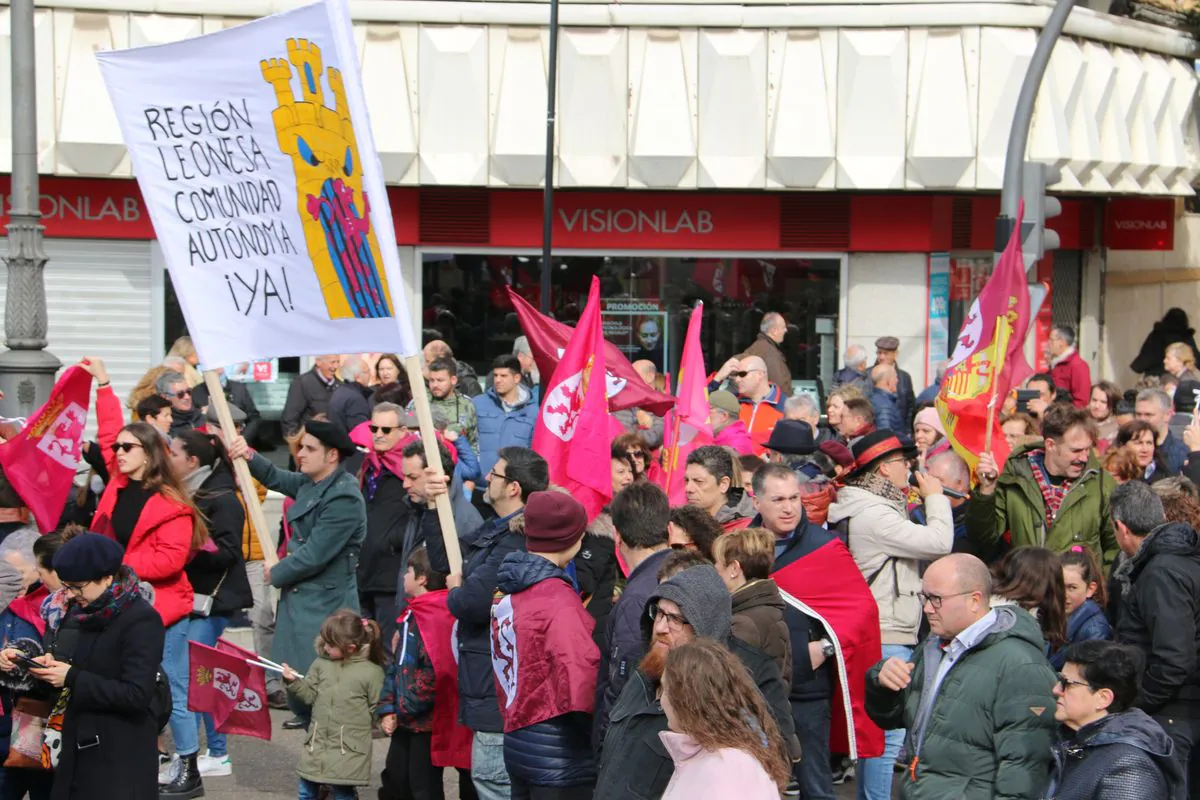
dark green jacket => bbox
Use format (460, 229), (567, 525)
(964, 440), (1118, 571)
(288, 653), (385, 786)
(865, 605), (1056, 800)
(248, 454), (367, 673)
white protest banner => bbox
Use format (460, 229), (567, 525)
(96, 0), (418, 366)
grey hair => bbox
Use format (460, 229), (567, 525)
(512, 336), (532, 357)
(0, 528), (40, 566)
(155, 370), (187, 395)
(1111, 481), (1166, 536)
(784, 393), (820, 418)
(844, 344), (867, 369)
(162, 356), (188, 372)
(1136, 388), (1172, 412)
(1052, 325), (1076, 347)
(926, 449), (970, 488)
(760, 312), (786, 334)
(372, 401), (404, 419)
(339, 357), (366, 382)
(871, 364), (896, 386)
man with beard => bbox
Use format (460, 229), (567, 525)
(425, 447), (549, 800)
(684, 445), (756, 531)
(593, 564), (797, 800)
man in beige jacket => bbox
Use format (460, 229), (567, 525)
(826, 429), (954, 800)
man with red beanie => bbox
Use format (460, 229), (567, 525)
(491, 491), (601, 799)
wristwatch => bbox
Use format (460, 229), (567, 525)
(820, 639), (835, 659)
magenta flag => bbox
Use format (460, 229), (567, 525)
(532, 276), (614, 520)
(660, 304), (712, 504)
(0, 366), (92, 531)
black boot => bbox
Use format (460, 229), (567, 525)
(159, 753), (204, 799)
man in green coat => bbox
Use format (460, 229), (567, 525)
(968, 403), (1118, 570)
(229, 420), (367, 729)
(865, 553), (1056, 799)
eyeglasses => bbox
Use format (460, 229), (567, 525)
(1055, 673), (1094, 692)
(368, 425), (398, 435)
(916, 590), (973, 610)
(626, 450), (646, 461)
(165, 389), (191, 400)
(62, 581), (90, 596)
(647, 603), (689, 630)
(488, 470), (516, 483)
(111, 442), (144, 454)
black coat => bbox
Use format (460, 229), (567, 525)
(51, 595), (165, 800)
(1115, 522), (1200, 713)
(186, 466), (253, 616)
(574, 525), (617, 628)
(357, 469), (410, 595)
(192, 380), (262, 445)
(168, 407), (205, 438)
(281, 368), (341, 437)
(329, 383), (373, 435)
(1130, 309), (1200, 376)
(1047, 709), (1182, 799)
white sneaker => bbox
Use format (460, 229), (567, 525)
(197, 751), (232, 777)
(157, 753), (180, 785)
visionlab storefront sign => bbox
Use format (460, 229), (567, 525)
(1104, 197), (1175, 250)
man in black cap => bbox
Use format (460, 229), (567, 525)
(874, 337), (916, 429)
(228, 420), (366, 729)
(192, 367), (261, 445)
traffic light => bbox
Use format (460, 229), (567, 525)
(1020, 161), (1062, 270)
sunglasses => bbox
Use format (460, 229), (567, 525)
(1055, 673), (1094, 692)
(166, 389), (191, 400)
(368, 425), (399, 435)
(111, 442), (144, 454)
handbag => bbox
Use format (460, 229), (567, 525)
(192, 570), (229, 618)
(4, 697), (52, 770)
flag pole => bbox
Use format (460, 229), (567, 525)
(403, 357), (463, 574)
(982, 316), (1011, 455)
(203, 370), (278, 568)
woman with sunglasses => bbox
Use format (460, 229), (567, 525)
(1047, 640), (1181, 799)
(79, 358), (206, 798)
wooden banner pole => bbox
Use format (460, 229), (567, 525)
(202, 370), (278, 568)
(403, 356), (463, 574)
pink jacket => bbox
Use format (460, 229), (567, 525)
(659, 731), (780, 800)
(713, 420), (757, 457)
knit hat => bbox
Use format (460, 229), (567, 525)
(914, 406), (945, 436)
(818, 440), (854, 468)
(53, 533), (125, 582)
(523, 491), (588, 553)
(708, 390), (740, 416)
(642, 564), (732, 644)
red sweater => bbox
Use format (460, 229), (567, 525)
(1050, 350), (1092, 408)
(91, 386), (196, 627)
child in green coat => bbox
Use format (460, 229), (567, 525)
(282, 609), (386, 800)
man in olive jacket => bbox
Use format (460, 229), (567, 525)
(865, 553), (1056, 800)
(230, 420), (367, 727)
(968, 403), (1118, 570)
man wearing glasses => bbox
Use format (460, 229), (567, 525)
(156, 369), (203, 437)
(865, 553), (1056, 799)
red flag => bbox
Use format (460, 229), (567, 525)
(187, 640), (272, 741)
(0, 366), (92, 531)
(532, 277), (614, 520)
(507, 287), (675, 415)
(774, 540), (884, 760)
(937, 207), (1033, 471)
(660, 303), (712, 504)
(404, 591), (472, 769)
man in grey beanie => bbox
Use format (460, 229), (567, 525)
(593, 564), (798, 800)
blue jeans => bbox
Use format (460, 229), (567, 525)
(163, 619), (199, 756)
(297, 778), (356, 799)
(186, 615), (230, 757)
(471, 731), (511, 800)
(857, 644), (914, 800)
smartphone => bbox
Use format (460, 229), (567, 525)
(11, 653), (41, 670)
(1015, 389), (1040, 414)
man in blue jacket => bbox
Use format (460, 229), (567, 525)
(869, 364), (904, 434)
(473, 355), (539, 480)
(426, 447), (549, 800)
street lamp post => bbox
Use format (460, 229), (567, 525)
(0, 0), (60, 416)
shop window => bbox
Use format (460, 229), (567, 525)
(421, 253), (840, 395)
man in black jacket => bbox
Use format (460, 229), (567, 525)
(426, 447), (548, 800)
(329, 356), (374, 436)
(1113, 480), (1200, 798)
(357, 402), (413, 649)
(594, 563), (796, 800)
(192, 369), (262, 446)
(158, 370), (204, 437)
(281, 355), (341, 438)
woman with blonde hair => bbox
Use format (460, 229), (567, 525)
(826, 385), (865, 438)
(166, 335), (204, 388)
(659, 639), (791, 798)
(128, 365), (172, 419)
(711, 527), (790, 684)
(1164, 341), (1200, 384)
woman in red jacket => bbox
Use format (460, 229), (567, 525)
(80, 357), (207, 798)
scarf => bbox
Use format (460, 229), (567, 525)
(847, 470), (908, 514)
(1027, 450), (1071, 531)
(182, 465), (213, 498)
(65, 565), (142, 631)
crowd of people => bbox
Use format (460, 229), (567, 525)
(0, 308), (1196, 800)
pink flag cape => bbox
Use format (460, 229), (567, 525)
(659, 303), (713, 504)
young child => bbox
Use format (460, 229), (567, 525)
(491, 491), (601, 798)
(281, 609), (386, 800)
(1050, 545), (1112, 669)
(378, 547), (471, 800)
(659, 638), (791, 799)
